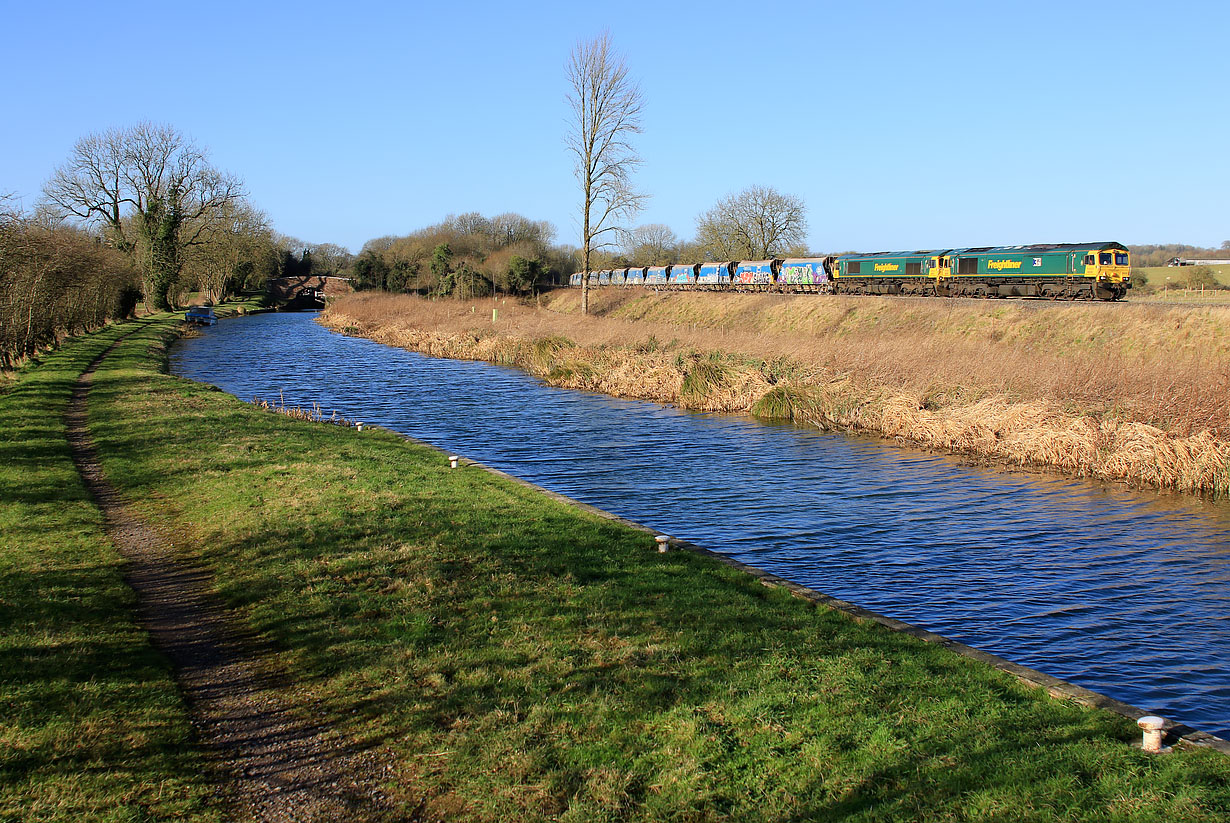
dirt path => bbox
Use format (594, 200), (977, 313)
(65, 335), (407, 822)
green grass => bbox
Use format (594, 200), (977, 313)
(0, 317), (220, 822)
(5, 311), (1230, 820)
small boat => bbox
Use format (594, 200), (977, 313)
(184, 306), (217, 326)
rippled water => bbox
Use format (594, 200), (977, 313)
(171, 311), (1230, 737)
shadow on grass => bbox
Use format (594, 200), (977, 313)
(74, 317), (1230, 821)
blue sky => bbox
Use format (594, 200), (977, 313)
(3, 0), (1227, 254)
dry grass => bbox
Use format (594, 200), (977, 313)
(322, 291), (1230, 494)
(252, 392), (357, 427)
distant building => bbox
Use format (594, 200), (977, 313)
(268, 275), (354, 308)
(1166, 258), (1230, 267)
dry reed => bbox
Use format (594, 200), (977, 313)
(253, 394), (356, 427)
(321, 291), (1230, 494)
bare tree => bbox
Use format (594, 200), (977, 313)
(308, 243), (354, 277)
(565, 32), (645, 314)
(43, 122), (244, 309)
(182, 202), (271, 303)
(695, 185), (808, 261)
(624, 223), (678, 265)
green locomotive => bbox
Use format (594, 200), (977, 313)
(832, 242), (1131, 300)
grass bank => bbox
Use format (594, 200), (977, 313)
(323, 291), (1230, 495)
(5, 311), (1230, 820)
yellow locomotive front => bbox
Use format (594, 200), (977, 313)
(1082, 246), (1131, 299)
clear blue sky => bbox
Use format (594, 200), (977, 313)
(3, 0), (1227, 254)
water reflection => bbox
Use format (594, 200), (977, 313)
(171, 312), (1230, 737)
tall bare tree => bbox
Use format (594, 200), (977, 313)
(565, 32), (645, 314)
(43, 122), (244, 310)
(695, 185), (808, 261)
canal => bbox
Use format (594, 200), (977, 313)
(170, 311), (1230, 738)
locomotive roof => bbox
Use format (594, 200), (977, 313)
(837, 249), (938, 259)
(835, 242), (1126, 259)
(944, 242), (1128, 254)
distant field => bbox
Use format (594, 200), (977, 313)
(1132, 264), (1230, 296)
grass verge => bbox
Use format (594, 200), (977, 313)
(43, 311), (1230, 820)
(0, 317), (220, 822)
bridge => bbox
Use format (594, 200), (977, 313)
(268, 275), (354, 309)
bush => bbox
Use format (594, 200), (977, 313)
(1184, 266), (1217, 289)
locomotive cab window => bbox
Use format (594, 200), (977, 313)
(1115, 252), (1128, 265)
(1099, 252), (1113, 265)
(1084, 254), (1095, 265)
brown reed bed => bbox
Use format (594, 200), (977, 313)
(321, 290), (1230, 495)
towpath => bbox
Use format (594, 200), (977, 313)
(64, 330), (405, 822)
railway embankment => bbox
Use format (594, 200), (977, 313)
(6, 310), (1230, 819)
(322, 290), (1230, 496)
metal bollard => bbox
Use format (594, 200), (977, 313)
(449, 455), (460, 469)
(1137, 716), (1168, 753)
(655, 535), (670, 553)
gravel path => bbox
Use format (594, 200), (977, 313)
(66, 335), (409, 822)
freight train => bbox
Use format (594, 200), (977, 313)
(569, 242), (1131, 301)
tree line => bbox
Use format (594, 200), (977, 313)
(1, 122), (367, 366)
(349, 212), (571, 298)
(1127, 242), (1230, 268)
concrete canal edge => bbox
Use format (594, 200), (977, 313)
(372, 425), (1230, 756)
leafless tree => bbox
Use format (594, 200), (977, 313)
(623, 223), (678, 265)
(43, 122), (244, 309)
(182, 201), (271, 303)
(565, 32), (646, 314)
(695, 185), (808, 261)
(489, 212), (555, 249)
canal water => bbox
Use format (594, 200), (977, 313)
(170, 311), (1230, 738)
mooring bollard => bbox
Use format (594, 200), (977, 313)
(449, 455), (460, 469)
(355, 422), (364, 432)
(1137, 716), (1168, 753)
(655, 535), (670, 553)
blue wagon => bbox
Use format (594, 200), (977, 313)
(732, 260), (777, 290)
(778, 258), (831, 292)
(668, 263), (700, 288)
(644, 266), (669, 286)
(697, 261), (737, 288)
